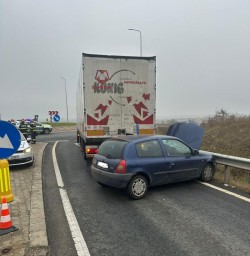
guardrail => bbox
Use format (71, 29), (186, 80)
(200, 150), (250, 185)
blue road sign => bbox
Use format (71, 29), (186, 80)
(0, 121), (21, 159)
(53, 114), (60, 122)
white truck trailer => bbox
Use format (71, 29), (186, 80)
(76, 53), (156, 159)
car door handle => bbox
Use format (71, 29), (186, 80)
(170, 162), (175, 167)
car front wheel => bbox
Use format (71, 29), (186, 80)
(126, 175), (148, 200)
(200, 163), (214, 182)
(44, 129), (50, 134)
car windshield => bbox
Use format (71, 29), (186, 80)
(98, 140), (128, 159)
(19, 131), (26, 141)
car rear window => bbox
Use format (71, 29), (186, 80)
(98, 140), (128, 159)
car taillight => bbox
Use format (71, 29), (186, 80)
(86, 147), (98, 154)
(115, 160), (126, 174)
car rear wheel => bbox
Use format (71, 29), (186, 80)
(200, 163), (214, 182)
(127, 175), (148, 200)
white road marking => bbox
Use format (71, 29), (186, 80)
(46, 139), (69, 143)
(52, 141), (91, 256)
(74, 143), (80, 147)
(52, 142), (64, 188)
(198, 181), (250, 203)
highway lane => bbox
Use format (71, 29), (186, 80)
(41, 131), (250, 256)
(36, 130), (74, 143)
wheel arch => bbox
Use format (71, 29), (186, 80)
(207, 160), (216, 169)
(129, 171), (151, 187)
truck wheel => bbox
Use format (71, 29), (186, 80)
(44, 129), (50, 135)
(126, 175), (148, 200)
(80, 139), (87, 160)
(199, 163), (214, 182)
(83, 145), (87, 160)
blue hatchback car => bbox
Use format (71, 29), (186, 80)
(91, 135), (215, 200)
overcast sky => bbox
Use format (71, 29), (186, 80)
(1, 0), (250, 122)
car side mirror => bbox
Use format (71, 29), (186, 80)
(193, 149), (199, 155)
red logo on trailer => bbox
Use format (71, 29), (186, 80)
(89, 69), (154, 125)
(95, 70), (109, 84)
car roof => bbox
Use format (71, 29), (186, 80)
(106, 135), (177, 143)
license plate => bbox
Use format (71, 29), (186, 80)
(97, 161), (108, 169)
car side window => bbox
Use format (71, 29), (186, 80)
(136, 140), (163, 158)
(162, 139), (191, 157)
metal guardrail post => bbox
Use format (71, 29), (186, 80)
(224, 165), (231, 186)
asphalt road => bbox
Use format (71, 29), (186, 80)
(38, 132), (250, 256)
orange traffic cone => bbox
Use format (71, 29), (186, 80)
(0, 197), (18, 236)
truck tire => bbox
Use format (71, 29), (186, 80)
(80, 138), (87, 160)
(83, 144), (87, 160)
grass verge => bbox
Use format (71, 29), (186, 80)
(44, 122), (76, 127)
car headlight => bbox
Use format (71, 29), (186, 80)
(24, 147), (32, 153)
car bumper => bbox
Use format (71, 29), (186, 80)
(7, 153), (34, 167)
(91, 166), (133, 188)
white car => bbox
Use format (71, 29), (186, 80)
(7, 131), (34, 167)
(34, 122), (53, 134)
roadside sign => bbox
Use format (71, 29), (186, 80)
(48, 111), (59, 116)
(53, 115), (60, 122)
(0, 121), (21, 159)
(49, 111), (59, 122)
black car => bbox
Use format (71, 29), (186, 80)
(91, 135), (215, 200)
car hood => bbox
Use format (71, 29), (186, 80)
(17, 140), (30, 151)
(167, 122), (204, 150)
